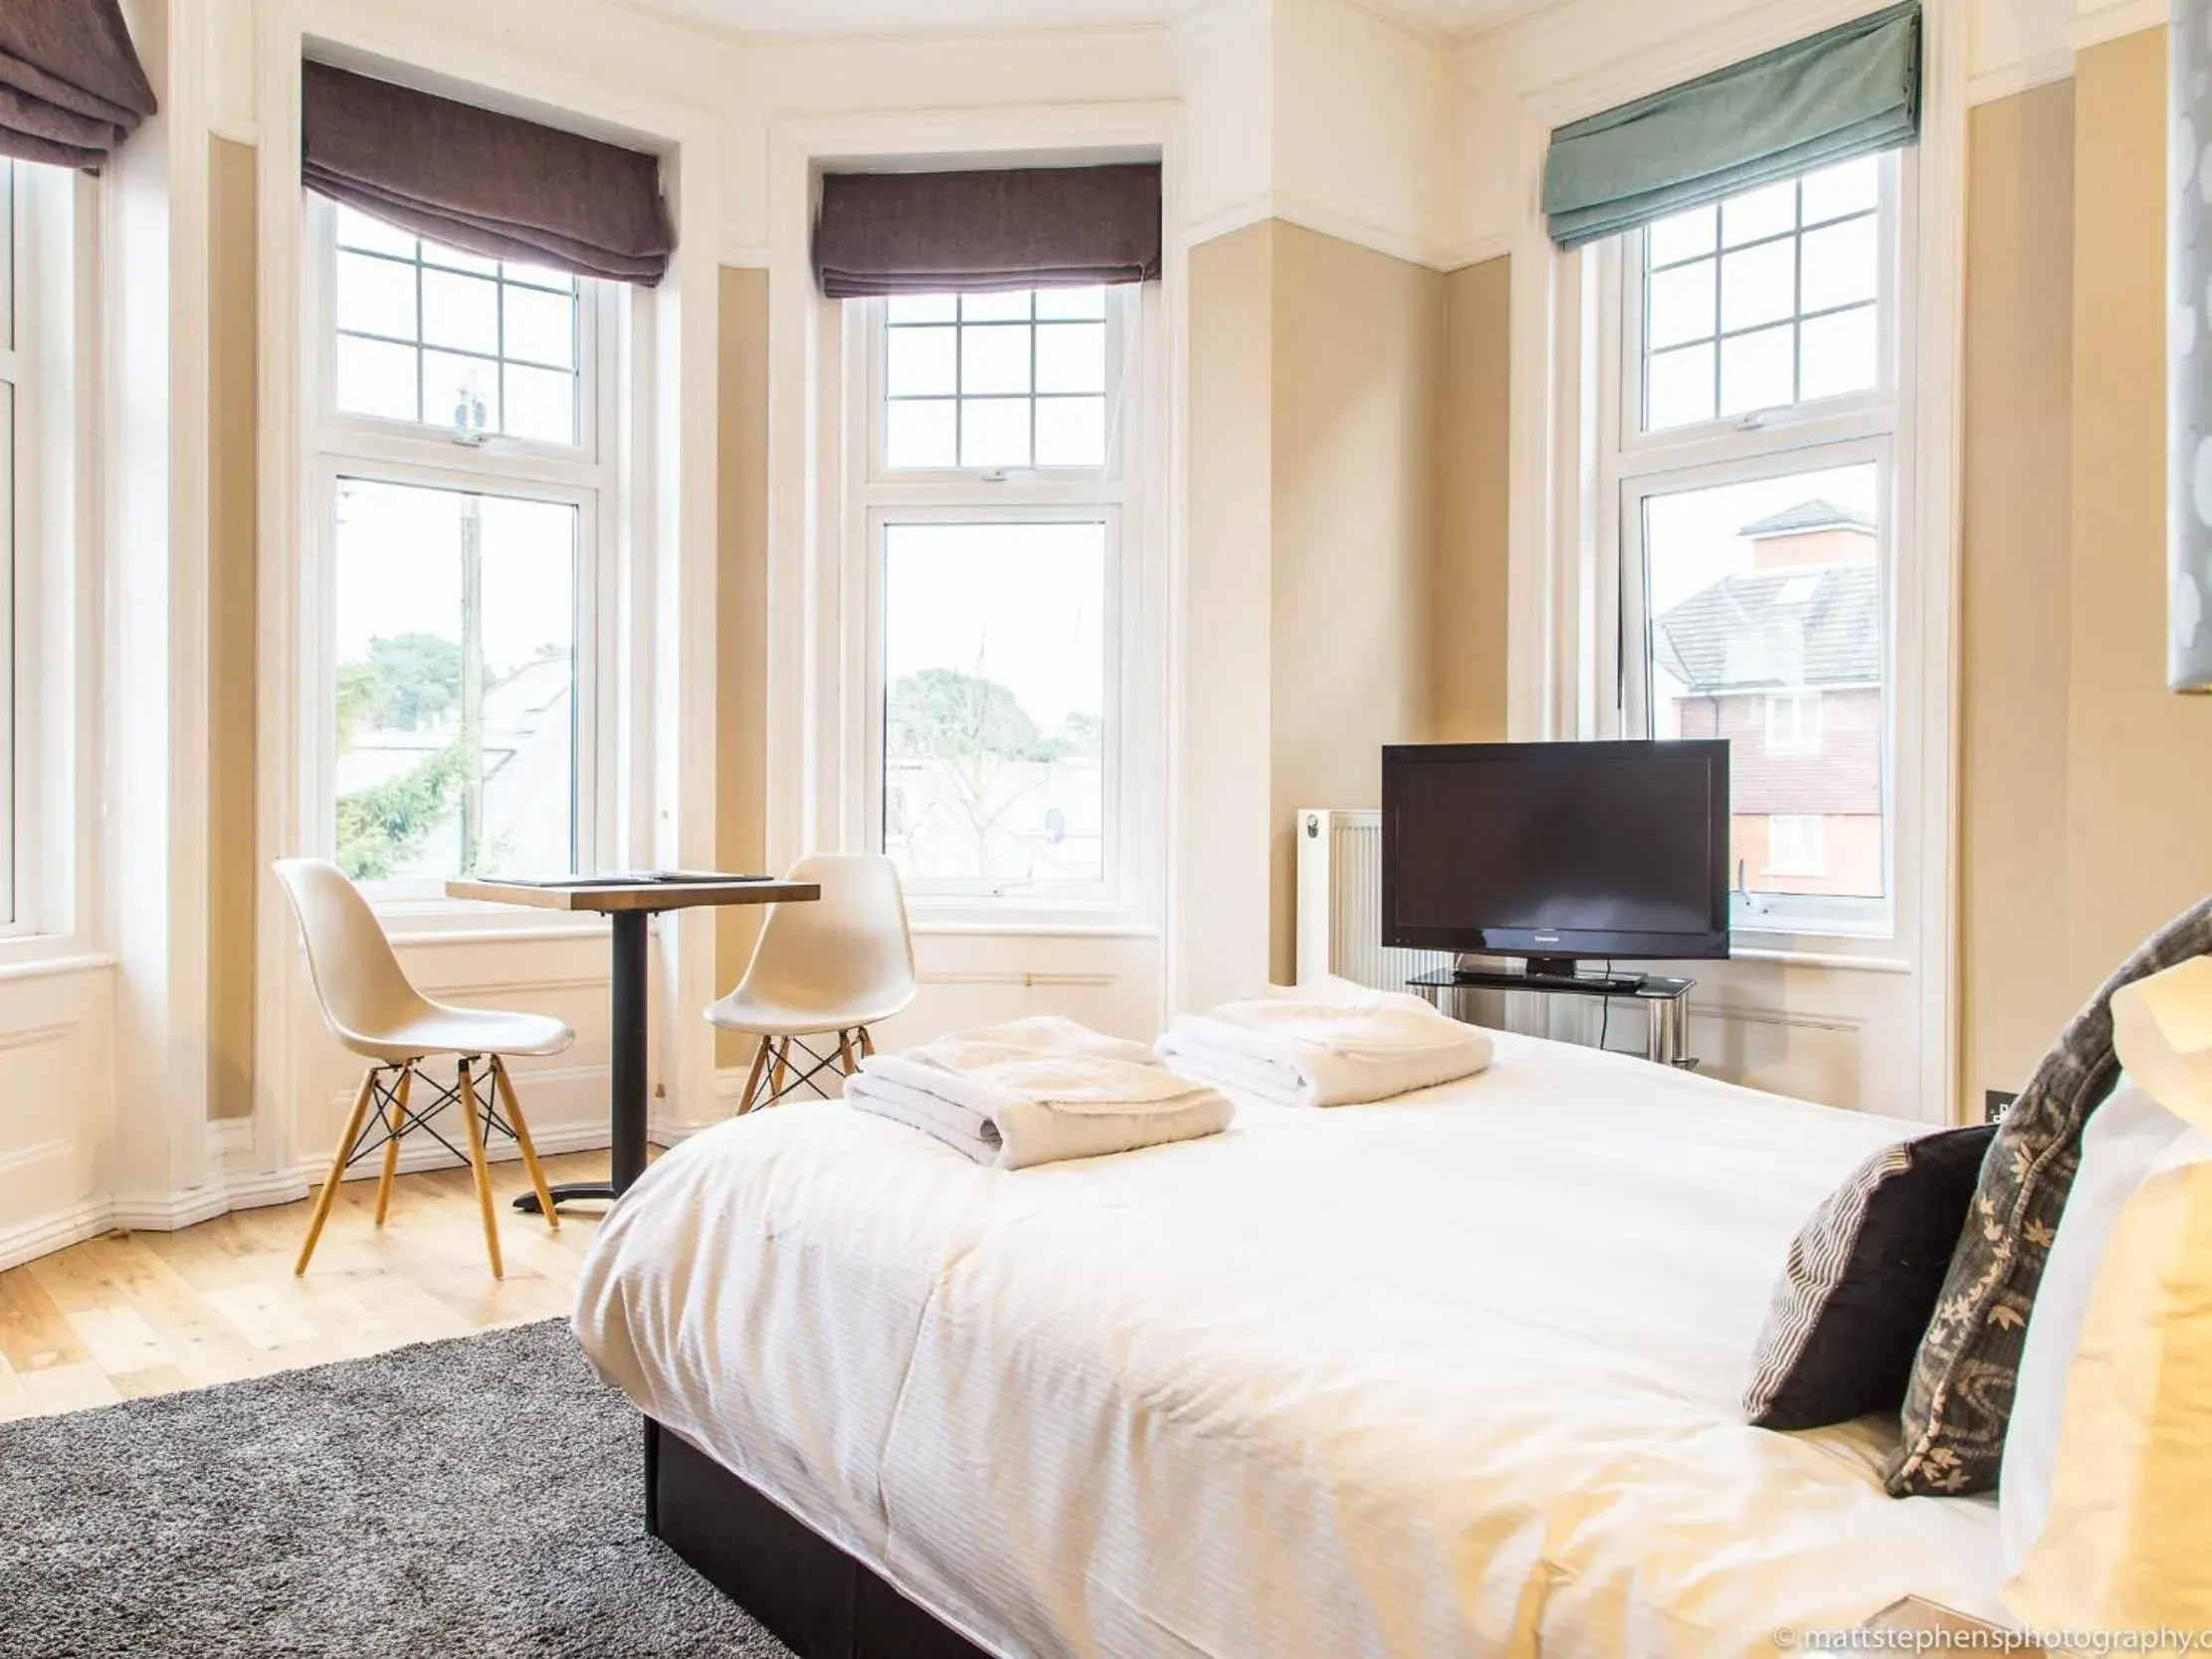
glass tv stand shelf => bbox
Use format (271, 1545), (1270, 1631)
(1407, 965), (1697, 1069)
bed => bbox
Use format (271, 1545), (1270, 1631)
(573, 1028), (2010, 1658)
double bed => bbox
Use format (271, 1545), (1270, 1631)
(574, 1029), (2008, 1658)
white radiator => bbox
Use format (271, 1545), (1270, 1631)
(1293, 809), (1454, 994)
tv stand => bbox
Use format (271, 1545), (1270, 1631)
(1520, 956), (1647, 993)
(1408, 963), (1696, 1068)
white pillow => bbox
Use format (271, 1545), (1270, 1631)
(2003, 1122), (2212, 1633)
(1998, 1082), (2191, 1569)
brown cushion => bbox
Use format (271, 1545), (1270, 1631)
(1887, 896), (2212, 1496)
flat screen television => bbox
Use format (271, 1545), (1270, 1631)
(1380, 739), (1730, 970)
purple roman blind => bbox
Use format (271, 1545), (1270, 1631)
(302, 61), (675, 287)
(0, 0), (158, 170)
(814, 163), (1162, 299)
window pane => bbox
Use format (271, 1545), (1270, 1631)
(503, 284), (576, 369)
(1645, 342), (1715, 431)
(423, 349), (500, 435)
(335, 252), (416, 339)
(1719, 323), (1794, 416)
(1719, 239), (1796, 332)
(1801, 157), (1880, 225)
(1035, 397), (1106, 468)
(1720, 180), (1796, 247)
(333, 479), (579, 883)
(334, 335), (420, 423)
(888, 293), (957, 323)
(960, 324), (1032, 396)
(960, 397), (1031, 468)
(502, 260), (574, 293)
(1036, 286), (1107, 320)
(882, 520), (1106, 889)
(335, 204), (415, 259)
(887, 325), (957, 397)
(1799, 306), (1879, 402)
(1647, 259), (1715, 350)
(1036, 323), (1106, 394)
(0, 164), (12, 356)
(1642, 463), (1884, 907)
(503, 362), (578, 446)
(887, 398), (957, 469)
(1648, 203), (1717, 267)
(959, 291), (1031, 322)
(1800, 215), (1879, 313)
(421, 241), (498, 278)
(422, 270), (500, 355)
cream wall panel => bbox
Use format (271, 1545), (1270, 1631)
(0, 966), (113, 1270)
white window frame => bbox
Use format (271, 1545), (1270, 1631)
(847, 287), (1145, 915)
(0, 161), (90, 951)
(303, 195), (621, 911)
(0, 162), (21, 934)
(1597, 150), (1910, 943)
(1765, 688), (1823, 753)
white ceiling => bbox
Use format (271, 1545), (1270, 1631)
(621, 0), (1543, 39)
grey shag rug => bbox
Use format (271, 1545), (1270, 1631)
(0, 1319), (794, 1658)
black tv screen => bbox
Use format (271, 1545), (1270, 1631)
(1381, 740), (1729, 962)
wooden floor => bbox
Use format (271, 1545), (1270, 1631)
(0, 1150), (615, 1423)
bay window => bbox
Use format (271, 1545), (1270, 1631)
(310, 200), (615, 897)
(854, 285), (1141, 906)
(1601, 153), (1903, 937)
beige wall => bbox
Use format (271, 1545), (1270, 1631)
(1182, 223), (1279, 1008)
(208, 137), (259, 1121)
(1432, 255), (1510, 744)
(1960, 30), (2212, 1105)
(1268, 223), (1446, 980)
(714, 267), (772, 1070)
(1185, 222), (1512, 982)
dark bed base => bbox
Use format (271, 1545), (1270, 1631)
(645, 1416), (994, 1659)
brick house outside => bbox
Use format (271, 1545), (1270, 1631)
(1653, 500), (1883, 899)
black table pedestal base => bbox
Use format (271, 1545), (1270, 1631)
(513, 1181), (617, 1215)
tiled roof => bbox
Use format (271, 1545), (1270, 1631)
(1735, 498), (1876, 538)
(1654, 563), (1881, 693)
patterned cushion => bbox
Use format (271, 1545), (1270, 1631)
(1886, 897), (2212, 1496)
(1744, 1124), (1996, 1432)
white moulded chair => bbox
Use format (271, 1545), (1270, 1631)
(705, 854), (918, 1113)
(273, 858), (572, 1280)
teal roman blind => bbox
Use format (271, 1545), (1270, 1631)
(1541, 1), (1921, 250)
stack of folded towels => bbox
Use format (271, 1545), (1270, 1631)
(1154, 975), (1495, 1109)
(843, 1015), (1236, 1169)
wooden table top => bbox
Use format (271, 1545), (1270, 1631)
(446, 873), (821, 914)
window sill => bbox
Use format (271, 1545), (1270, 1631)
(1728, 942), (1911, 974)
(905, 902), (1157, 938)
(371, 900), (610, 945)
(0, 940), (117, 982)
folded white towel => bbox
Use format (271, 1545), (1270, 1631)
(846, 1018), (1234, 1168)
(1155, 989), (1492, 1109)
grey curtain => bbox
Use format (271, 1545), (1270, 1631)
(2172, 2), (2212, 692)
(1542, 1), (1920, 251)
(302, 62), (674, 286)
(814, 163), (1161, 299)
(0, 0), (157, 170)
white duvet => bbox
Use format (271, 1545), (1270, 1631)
(573, 1029), (2008, 1659)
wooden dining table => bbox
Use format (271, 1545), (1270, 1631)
(446, 873), (820, 1212)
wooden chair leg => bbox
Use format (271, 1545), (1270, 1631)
(769, 1038), (790, 1105)
(837, 1029), (858, 1076)
(456, 1059), (503, 1280)
(858, 1025), (876, 1060)
(298, 1066), (379, 1276)
(735, 1037), (770, 1115)
(492, 1056), (559, 1232)
(373, 1064), (414, 1227)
